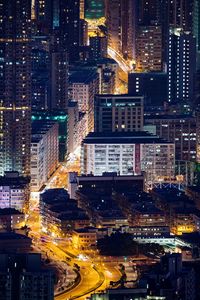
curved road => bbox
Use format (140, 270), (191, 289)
(47, 243), (121, 300)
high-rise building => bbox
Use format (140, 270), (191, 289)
(79, 19), (88, 46)
(85, 0), (105, 20)
(69, 69), (99, 132)
(32, 110), (68, 162)
(33, 0), (53, 33)
(128, 72), (168, 106)
(89, 36), (107, 59)
(59, 0), (80, 62)
(168, 28), (196, 103)
(80, 0), (85, 19)
(0, 0), (32, 176)
(159, 0), (194, 32)
(120, 0), (137, 60)
(67, 102), (79, 154)
(138, 0), (159, 25)
(168, 0), (194, 31)
(94, 95), (144, 132)
(106, 0), (120, 54)
(107, 0), (137, 60)
(50, 51), (69, 110)
(31, 48), (50, 110)
(136, 24), (162, 72)
(31, 120), (59, 192)
(196, 109), (200, 163)
(193, 0), (200, 69)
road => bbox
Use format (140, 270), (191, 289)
(46, 243), (121, 300)
(27, 204), (120, 300)
(27, 160), (122, 299)
(46, 160), (80, 190)
(108, 46), (133, 73)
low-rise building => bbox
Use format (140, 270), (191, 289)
(186, 186), (200, 209)
(76, 187), (127, 229)
(40, 189), (89, 237)
(0, 172), (30, 212)
(151, 187), (200, 235)
(0, 208), (25, 230)
(128, 226), (170, 238)
(171, 208), (200, 235)
(131, 205), (166, 228)
(68, 172), (144, 199)
(0, 232), (32, 253)
(89, 254), (195, 300)
(72, 227), (97, 250)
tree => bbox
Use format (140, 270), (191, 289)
(97, 232), (138, 256)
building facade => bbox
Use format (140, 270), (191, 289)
(168, 28), (196, 103)
(145, 115), (197, 161)
(136, 25), (162, 72)
(94, 95), (144, 132)
(31, 121), (59, 192)
(0, 0), (32, 176)
(106, 0), (136, 60)
(59, 0), (80, 62)
(89, 36), (107, 60)
(0, 208), (25, 231)
(0, 172), (30, 211)
(81, 132), (175, 188)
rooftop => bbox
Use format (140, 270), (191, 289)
(152, 188), (194, 205)
(59, 212), (89, 221)
(133, 204), (163, 214)
(68, 101), (78, 108)
(0, 208), (23, 216)
(40, 188), (69, 203)
(83, 131), (171, 144)
(0, 172), (30, 186)
(73, 227), (98, 233)
(31, 120), (57, 140)
(95, 94), (143, 99)
(145, 114), (195, 121)
(0, 232), (31, 241)
(69, 70), (98, 84)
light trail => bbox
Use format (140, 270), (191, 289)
(108, 46), (134, 73)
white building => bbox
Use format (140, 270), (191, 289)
(31, 121), (59, 192)
(0, 172), (30, 211)
(81, 132), (175, 189)
(68, 69), (99, 132)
